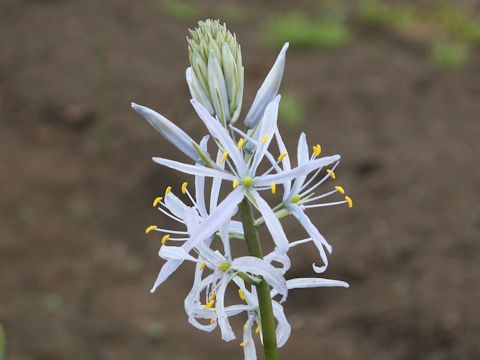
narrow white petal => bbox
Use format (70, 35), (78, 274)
(272, 301), (291, 347)
(183, 187), (246, 252)
(195, 135), (210, 217)
(250, 96), (281, 175)
(243, 315), (257, 360)
(244, 43), (289, 129)
(210, 149), (225, 213)
(264, 251), (291, 274)
(191, 99), (246, 174)
(290, 132), (309, 196)
(232, 256), (287, 301)
(216, 273), (236, 341)
(152, 157), (235, 181)
(158, 245), (197, 262)
(164, 192), (188, 220)
(287, 277), (349, 289)
(131, 103), (199, 161)
(288, 205), (331, 273)
(275, 129), (291, 196)
(254, 155), (341, 186)
(250, 191), (289, 254)
(150, 258), (183, 293)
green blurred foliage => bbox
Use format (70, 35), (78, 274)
(431, 41), (468, 71)
(161, 0), (198, 22)
(266, 13), (352, 49)
(159, 0), (248, 24)
(279, 92), (306, 128)
(358, 0), (480, 46)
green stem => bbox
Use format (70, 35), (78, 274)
(238, 197), (278, 360)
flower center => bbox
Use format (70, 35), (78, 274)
(218, 262), (231, 272)
(241, 176), (254, 187)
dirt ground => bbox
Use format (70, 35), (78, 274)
(1, 0), (479, 359)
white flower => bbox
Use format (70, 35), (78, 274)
(152, 97), (341, 257)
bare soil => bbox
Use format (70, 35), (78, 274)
(1, 1), (479, 359)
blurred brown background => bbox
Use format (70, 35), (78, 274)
(1, 0), (479, 359)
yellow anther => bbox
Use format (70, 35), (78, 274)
(255, 327), (260, 334)
(271, 182), (276, 194)
(181, 182), (188, 194)
(240, 342), (247, 347)
(291, 194), (301, 203)
(326, 169), (336, 179)
(161, 234), (170, 245)
(199, 260), (206, 270)
(345, 196), (353, 208)
(238, 289), (245, 300)
(237, 138), (245, 150)
(313, 144), (322, 156)
(203, 299), (215, 310)
(165, 186), (172, 195)
(277, 152), (288, 161)
(152, 197), (163, 207)
(210, 319), (215, 324)
(335, 186), (345, 194)
(145, 225), (157, 234)
(232, 179), (239, 189)
(262, 135), (268, 144)
(221, 151), (229, 163)
(210, 292), (216, 300)
(243, 324), (247, 331)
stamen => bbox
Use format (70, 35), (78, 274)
(255, 327), (260, 334)
(199, 260), (206, 270)
(326, 169), (336, 179)
(277, 152), (288, 161)
(271, 182), (276, 194)
(181, 182), (188, 194)
(237, 138), (245, 150)
(210, 319), (215, 324)
(165, 186), (172, 195)
(262, 135), (268, 144)
(210, 292), (216, 300)
(313, 144), (322, 156)
(232, 179), (239, 189)
(161, 234), (170, 244)
(345, 196), (353, 208)
(152, 197), (163, 207)
(335, 186), (345, 194)
(221, 151), (229, 163)
(203, 299), (215, 309)
(145, 225), (157, 234)
(290, 194), (301, 203)
(243, 324), (247, 330)
(240, 342), (247, 347)
(238, 289), (245, 300)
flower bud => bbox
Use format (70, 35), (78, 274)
(187, 19), (244, 126)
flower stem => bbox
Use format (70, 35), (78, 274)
(238, 197), (278, 360)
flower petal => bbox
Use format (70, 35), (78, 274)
(152, 157), (235, 181)
(131, 103), (199, 161)
(272, 301), (291, 347)
(244, 43), (289, 129)
(243, 315), (257, 360)
(191, 99), (246, 174)
(250, 96), (281, 175)
(288, 205), (331, 273)
(216, 273), (237, 341)
(158, 245), (197, 262)
(232, 256), (287, 301)
(150, 258), (183, 293)
(183, 187), (246, 252)
(254, 155), (340, 186)
(250, 191), (289, 254)
(286, 277), (349, 290)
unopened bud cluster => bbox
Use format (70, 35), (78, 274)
(187, 19), (244, 126)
